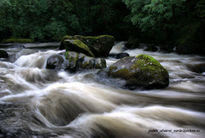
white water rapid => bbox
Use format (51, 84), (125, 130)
(0, 42), (205, 138)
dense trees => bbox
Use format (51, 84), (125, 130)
(0, 0), (204, 54)
(0, 0), (128, 41)
(123, 0), (205, 54)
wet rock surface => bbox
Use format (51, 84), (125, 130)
(0, 50), (9, 58)
(46, 52), (106, 72)
(60, 35), (115, 57)
(106, 54), (169, 89)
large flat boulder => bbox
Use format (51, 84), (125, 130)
(61, 39), (95, 57)
(60, 35), (115, 57)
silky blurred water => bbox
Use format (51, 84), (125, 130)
(0, 42), (205, 138)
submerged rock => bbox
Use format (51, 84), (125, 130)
(0, 50), (8, 58)
(46, 51), (106, 72)
(109, 53), (129, 59)
(60, 35), (115, 57)
(46, 54), (64, 70)
(144, 44), (159, 52)
(107, 54), (169, 89)
(187, 63), (205, 74)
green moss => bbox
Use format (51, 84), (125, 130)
(72, 40), (95, 57)
(110, 68), (131, 79)
(62, 35), (114, 42)
(61, 34), (115, 57)
(69, 52), (78, 64)
(75, 53), (79, 63)
(131, 54), (167, 79)
(95, 58), (106, 69)
(62, 35), (73, 41)
(65, 51), (79, 64)
(131, 54), (168, 85)
(108, 54), (169, 89)
(67, 52), (79, 69)
(109, 66), (117, 72)
(136, 54), (161, 67)
(65, 51), (69, 59)
(2, 38), (33, 43)
(82, 61), (90, 68)
(100, 58), (106, 68)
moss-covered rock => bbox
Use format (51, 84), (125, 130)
(64, 51), (106, 72)
(60, 35), (115, 57)
(75, 35), (115, 57)
(61, 39), (95, 57)
(0, 50), (8, 58)
(46, 51), (106, 72)
(46, 54), (64, 70)
(107, 54), (169, 89)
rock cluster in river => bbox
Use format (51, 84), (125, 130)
(47, 35), (169, 90)
(59, 35), (115, 57)
(46, 51), (106, 72)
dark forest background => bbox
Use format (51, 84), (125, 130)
(0, 0), (204, 54)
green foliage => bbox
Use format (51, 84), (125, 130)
(196, 0), (205, 20)
(0, 0), (128, 41)
(0, 0), (204, 54)
(123, 0), (186, 32)
(123, 0), (205, 54)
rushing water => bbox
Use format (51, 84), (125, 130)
(0, 42), (205, 138)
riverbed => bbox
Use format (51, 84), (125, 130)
(0, 42), (205, 138)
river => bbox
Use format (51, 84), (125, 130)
(0, 42), (205, 138)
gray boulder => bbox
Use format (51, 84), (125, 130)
(60, 35), (115, 57)
(46, 51), (106, 72)
(46, 54), (64, 70)
(107, 54), (169, 89)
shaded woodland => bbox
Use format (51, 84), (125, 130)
(0, 0), (204, 54)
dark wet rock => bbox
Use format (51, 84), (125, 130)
(0, 50), (8, 58)
(23, 42), (60, 49)
(0, 103), (54, 138)
(187, 63), (205, 74)
(116, 53), (129, 59)
(109, 53), (129, 59)
(106, 54), (169, 89)
(144, 44), (159, 52)
(46, 52), (106, 72)
(60, 35), (115, 57)
(46, 54), (64, 70)
(60, 39), (95, 57)
(64, 51), (106, 72)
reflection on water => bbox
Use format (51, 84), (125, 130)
(0, 43), (205, 138)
